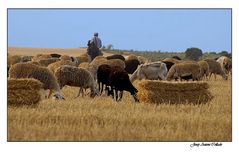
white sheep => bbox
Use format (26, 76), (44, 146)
(130, 61), (168, 82)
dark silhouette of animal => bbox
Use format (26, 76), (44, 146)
(50, 53), (62, 58)
(125, 59), (140, 74)
(87, 40), (102, 60)
(109, 66), (139, 102)
(106, 54), (125, 61)
(97, 64), (113, 95)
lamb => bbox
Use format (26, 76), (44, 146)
(8, 63), (65, 99)
(47, 60), (76, 73)
(216, 56), (232, 75)
(130, 61), (168, 83)
(197, 60), (209, 80)
(204, 58), (228, 80)
(106, 54), (125, 61)
(54, 65), (98, 98)
(125, 59), (140, 74)
(166, 62), (201, 81)
(109, 66), (139, 102)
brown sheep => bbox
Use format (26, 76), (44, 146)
(54, 65), (98, 98)
(204, 59), (228, 80)
(137, 56), (149, 64)
(166, 62), (201, 81)
(76, 53), (91, 66)
(47, 60), (76, 73)
(125, 59), (140, 74)
(9, 63), (65, 99)
(197, 60), (209, 80)
(37, 58), (60, 67)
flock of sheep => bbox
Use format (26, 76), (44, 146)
(7, 52), (232, 102)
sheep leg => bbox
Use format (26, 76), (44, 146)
(214, 73), (216, 80)
(101, 83), (104, 94)
(115, 89), (118, 101)
(48, 89), (52, 98)
(118, 91), (123, 101)
(98, 82), (101, 94)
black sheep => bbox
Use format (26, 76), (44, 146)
(125, 59), (140, 74)
(106, 54), (125, 61)
(97, 64), (113, 95)
(109, 66), (139, 102)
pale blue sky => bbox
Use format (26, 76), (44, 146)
(8, 9), (231, 52)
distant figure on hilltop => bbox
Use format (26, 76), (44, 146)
(87, 32), (103, 60)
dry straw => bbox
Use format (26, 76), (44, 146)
(138, 80), (213, 104)
(8, 78), (43, 105)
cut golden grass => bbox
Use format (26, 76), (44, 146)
(8, 75), (231, 141)
(7, 78), (43, 105)
(137, 80), (213, 104)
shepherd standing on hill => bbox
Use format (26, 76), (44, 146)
(87, 32), (102, 60)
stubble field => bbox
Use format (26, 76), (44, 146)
(7, 48), (232, 141)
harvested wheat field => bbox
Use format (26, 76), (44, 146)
(8, 75), (231, 141)
(8, 47), (113, 57)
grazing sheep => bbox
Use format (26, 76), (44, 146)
(125, 59), (140, 74)
(97, 64), (112, 95)
(109, 66), (139, 102)
(162, 58), (181, 71)
(204, 59), (228, 80)
(89, 56), (126, 80)
(130, 61), (168, 83)
(48, 60), (76, 73)
(37, 58), (60, 67)
(50, 53), (61, 58)
(106, 54), (125, 61)
(54, 65), (98, 98)
(89, 56), (108, 80)
(8, 63), (65, 99)
(216, 56), (232, 75)
(76, 53), (91, 66)
(166, 62), (201, 81)
(198, 60), (209, 80)
(107, 59), (125, 69)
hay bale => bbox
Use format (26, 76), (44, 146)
(8, 78), (43, 105)
(138, 80), (213, 104)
